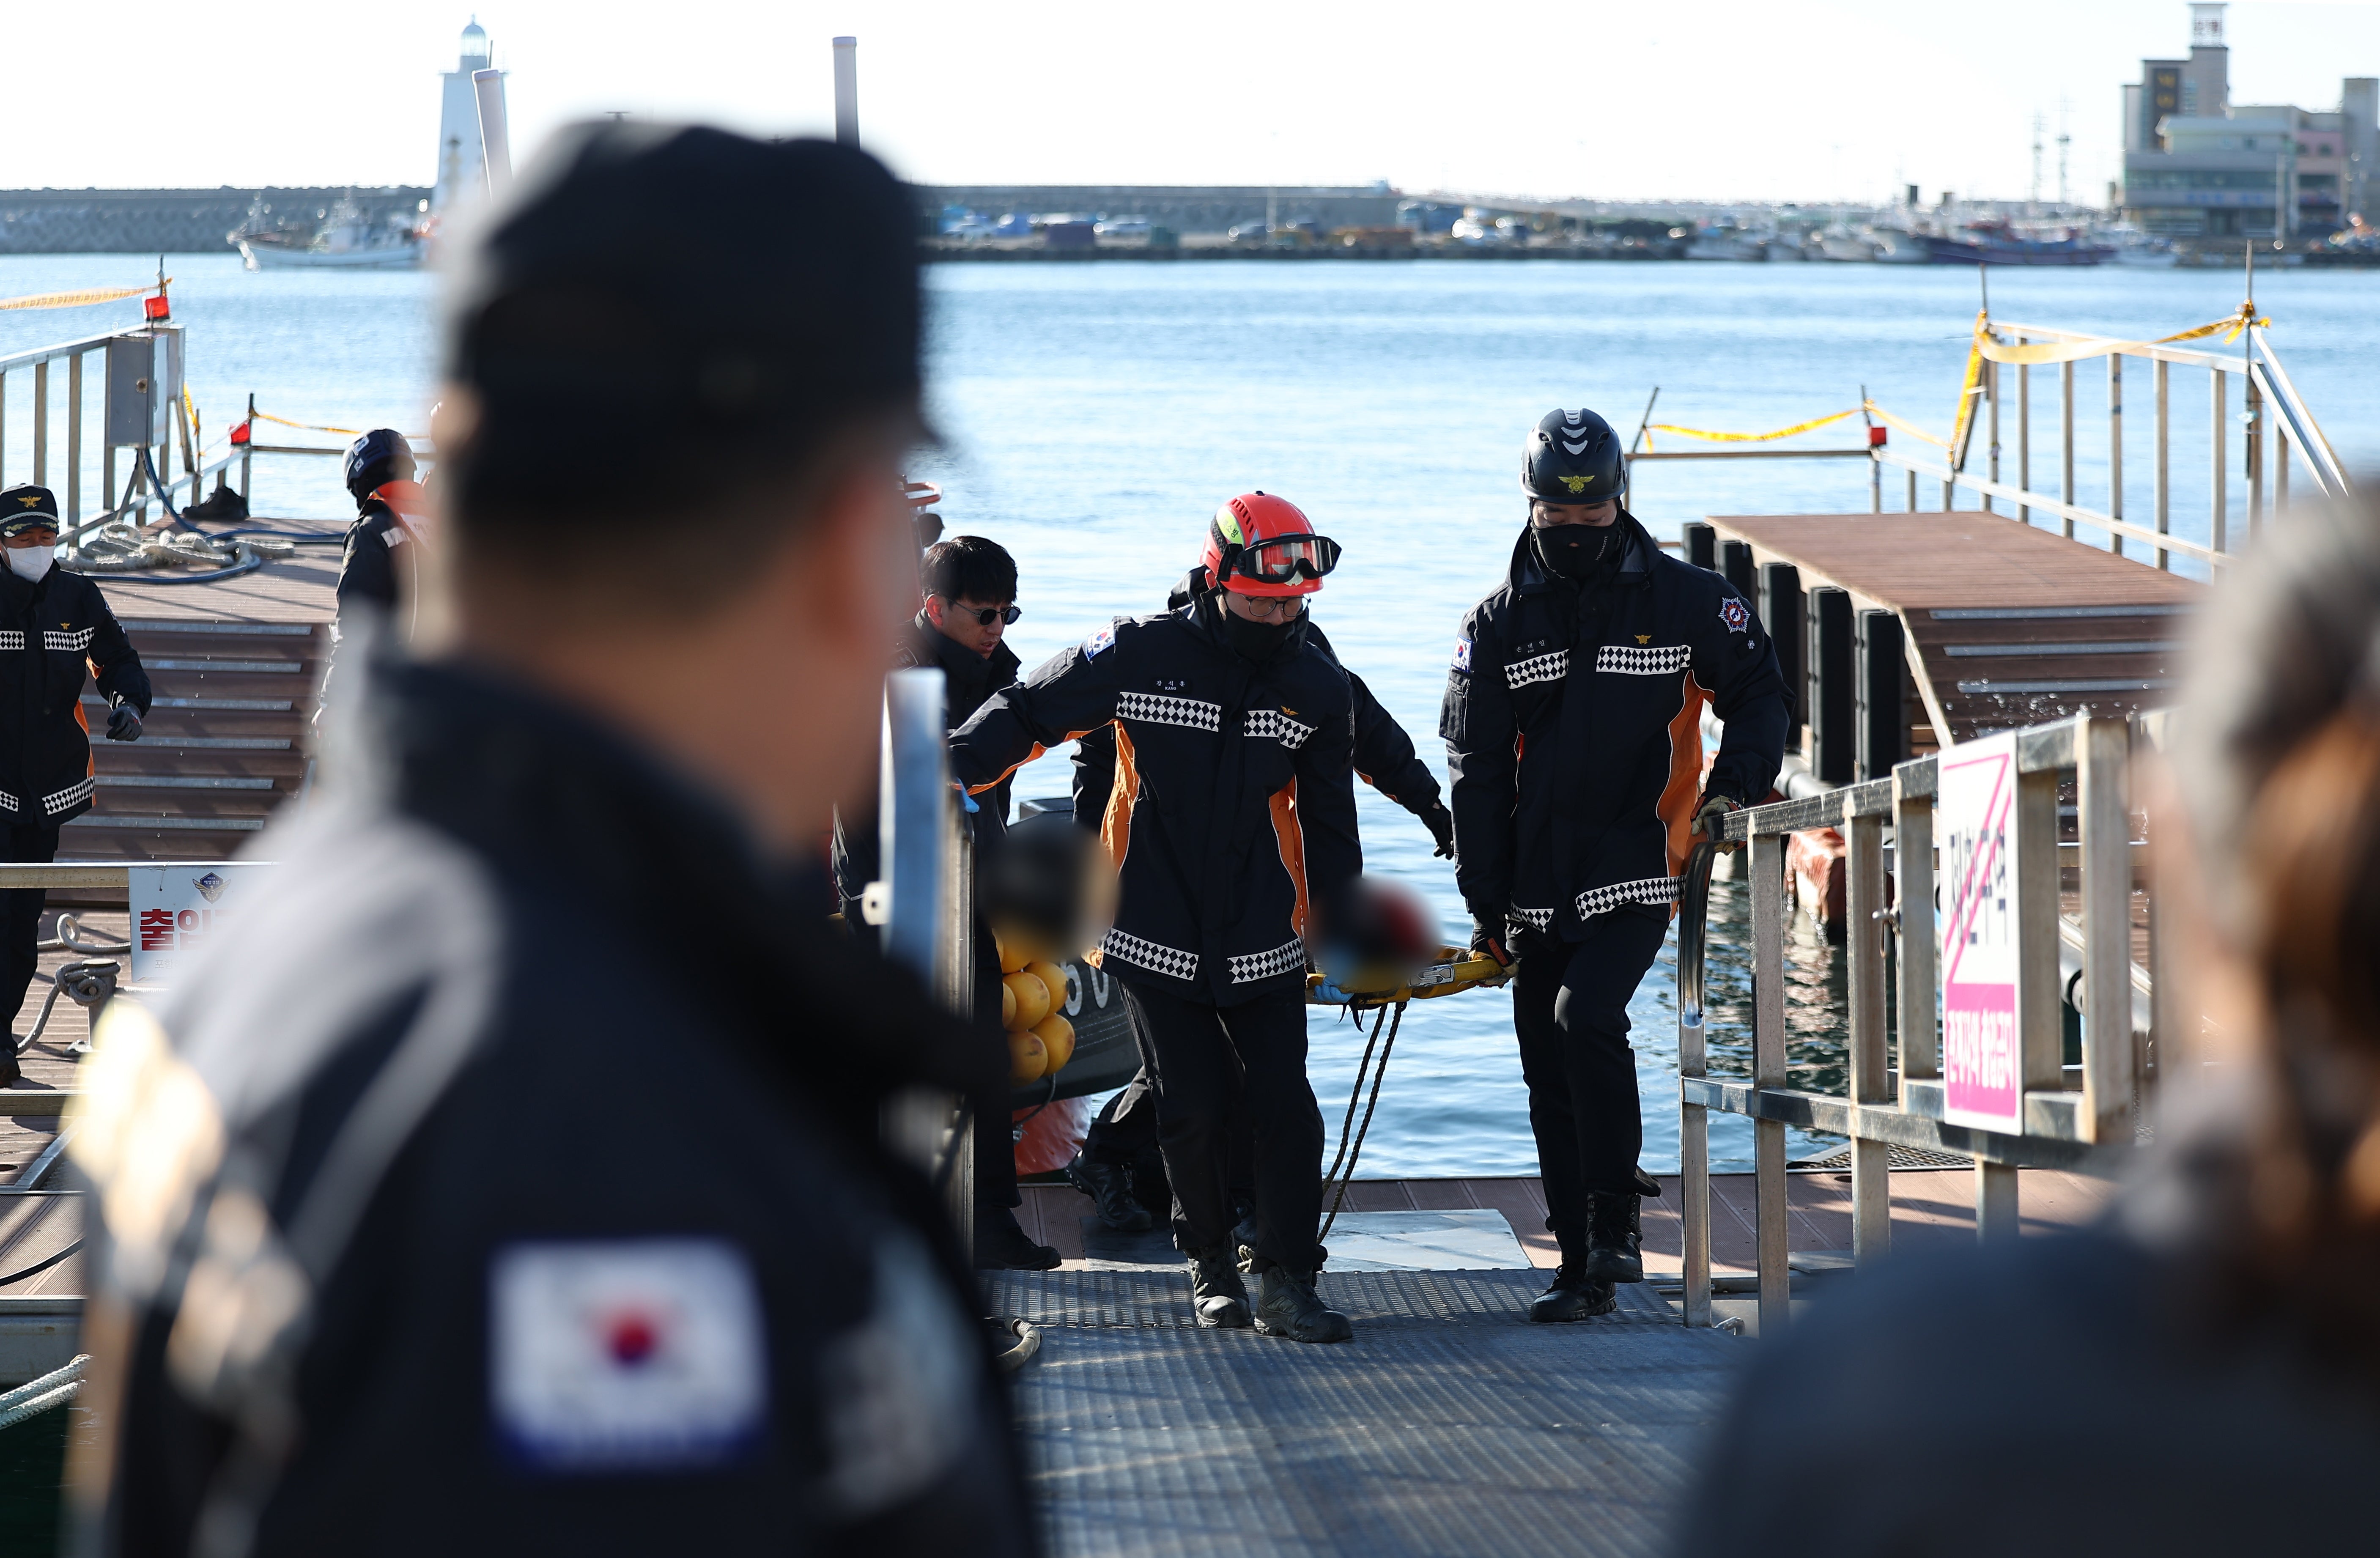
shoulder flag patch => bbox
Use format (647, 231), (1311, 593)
(1452, 637), (1473, 675)
(1084, 624), (1117, 659)
(1719, 598), (1751, 635)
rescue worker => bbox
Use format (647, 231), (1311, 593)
(1066, 566), (1455, 1235)
(831, 534), (1059, 1270)
(0, 484), (148, 1084)
(1442, 408), (1785, 1323)
(335, 428), (430, 626)
(77, 124), (1033, 1555)
(949, 493), (1361, 1343)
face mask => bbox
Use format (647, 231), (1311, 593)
(1533, 520), (1623, 581)
(1218, 600), (1305, 661)
(5, 546), (53, 583)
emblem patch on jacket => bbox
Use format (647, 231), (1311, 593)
(1452, 637), (1472, 674)
(490, 1237), (768, 1472)
(1719, 598), (1751, 634)
(1084, 624), (1116, 659)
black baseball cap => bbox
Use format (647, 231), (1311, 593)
(0, 486), (58, 538)
(443, 121), (921, 535)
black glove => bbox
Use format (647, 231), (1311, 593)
(1691, 791), (1741, 853)
(106, 703), (143, 742)
(1420, 800), (1456, 859)
(1468, 914), (1514, 969)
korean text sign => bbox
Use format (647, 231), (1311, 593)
(129, 863), (270, 987)
(1936, 734), (2023, 1132)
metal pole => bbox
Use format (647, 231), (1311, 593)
(2077, 717), (2134, 1144)
(833, 37), (861, 148)
(1893, 763), (1937, 1093)
(65, 354), (80, 525)
(1906, 467), (1917, 513)
(1984, 359), (1999, 513)
(241, 392), (255, 500)
(1751, 831), (1790, 1334)
(31, 361), (45, 487)
(880, 669), (965, 1212)
(2153, 358), (2170, 571)
(2276, 418), (2291, 515)
(2059, 359), (2075, 538)
(2016, 355), (2031, 524)
(2244, 373), (2264, 539)
(1678, 851), (1712, 1329)
(1846, 809), (1890, 1265)
(2106, 354), (2124, 558)
(1869, 452), (1881, 514)
(473, 68), (513, 199)
(2210, 368), (2227, 554)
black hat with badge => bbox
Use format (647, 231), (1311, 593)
(0, 486), (58, 538)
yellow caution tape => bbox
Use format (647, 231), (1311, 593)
(0, 280), (170, 313)
(1971, 304), (2271, 367)
(1861, 400), (1948, 448)
(248, 409), (367, 438)
(1643, 408), (1862, 444)
(1947, 310), (1988, 466)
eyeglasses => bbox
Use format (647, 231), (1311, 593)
(1231, 595), (1306, 622)
(948, 602), (1020, 626)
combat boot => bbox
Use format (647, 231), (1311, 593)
(1582, 1190), (1645, 1284)
(1254, 1267), (1354, 1344)
(1067, 1155), (1154, 1232)
(1528, 1265), (1618, 1323)
(1186, 1247), (1253, 1328)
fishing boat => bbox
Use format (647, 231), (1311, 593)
(235, 195), (427, 271)
(1925, 219), (2113, 266)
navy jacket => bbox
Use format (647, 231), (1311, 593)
(948, 595), (1360, 1008)
(1440, 513), (1785, 939)
(0, 564), (149, 826)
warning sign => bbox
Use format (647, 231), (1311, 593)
(1936, 734), (2023, 1133)
(127, 863), (271, 987)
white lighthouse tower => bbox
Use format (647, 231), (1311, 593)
(433, 18), (503, 211)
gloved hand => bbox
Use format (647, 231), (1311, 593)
(1691, 791), (1741, 853)
(1421, 801), (1456, 859)
(106, 703), (143, 742)
(1468, 913), (1514, 970)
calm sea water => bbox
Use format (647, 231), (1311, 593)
(3, 252), (2373, 1176)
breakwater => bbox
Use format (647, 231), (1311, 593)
(0, 188), (428, 255)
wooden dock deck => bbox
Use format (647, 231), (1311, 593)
(1704, 510), (2200, 746)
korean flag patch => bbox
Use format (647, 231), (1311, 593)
(1719, 597), (1751, 635)
(1084, 624), (1117, 659)
(1452, 636), (1473, 675)
(491, 1237), (768, 1473)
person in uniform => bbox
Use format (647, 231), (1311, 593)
(948, 492), (1361, 1343)
(0, 484), (147, 1083)
(1442, 408), (1785, 1322)
(1064, 563), (1455, 1236)
(334, 428), (430, 626)
(831, 533), (1060, 1270)
(71, 125), (1033, 1556)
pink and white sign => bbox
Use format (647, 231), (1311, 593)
(1936, 734), (2023, 1132)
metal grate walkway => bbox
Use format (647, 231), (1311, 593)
(986, 1270), (1743, 1558)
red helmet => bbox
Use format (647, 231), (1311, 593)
(1198, 491), (1342, 598)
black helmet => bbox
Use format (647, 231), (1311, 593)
(1521, 408), (1626, 505)
(343, 428), (416, 503)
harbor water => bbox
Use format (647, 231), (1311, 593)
(3, 252), (2375, 1175)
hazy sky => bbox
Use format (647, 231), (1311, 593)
(8, 1), (2377, 203)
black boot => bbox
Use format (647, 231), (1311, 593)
(1186, 1246), (1252, 1328)
(1528, 1265), (1618, 1323)
(1066, 1154), (1153, 1232)
(1254, 1267), (1353, 1344)
(1583, 1190), (1644, 1284)
(973, 1207), (1061, 1271)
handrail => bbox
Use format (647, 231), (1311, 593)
(2250, 337), (2351, 499)
(1870, 448), (2232, 566)
(0, 330), (122, 376)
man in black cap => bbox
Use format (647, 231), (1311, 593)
(335, 428), (429, 626)
(0, 484), (147, 1083)
(73, 126), (1032, 1556)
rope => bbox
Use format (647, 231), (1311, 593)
(1644, 408), (1861, 443)
(0, 1356), (86, 1433)
(1319, 999), (1405, 1242)
(0, 1240), (82, 1289)
(0, 281), (167, 313)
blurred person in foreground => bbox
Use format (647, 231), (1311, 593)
(1677, 494), (2380, 1556)
(66, 126), (1032, 1557)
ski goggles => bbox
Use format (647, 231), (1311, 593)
(1225, 533), (1341, 584)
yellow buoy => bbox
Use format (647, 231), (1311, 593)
(998, 936), (1027, 976)
(1024, 960), (1070, 1020)
(1001, 981), (1017, 1029)
(1008, 1029), (1048, 1084)
(1003, 970), (1051, 1031)
(1034, 1012), (1075, 1073)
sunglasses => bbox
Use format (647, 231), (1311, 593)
(947, 602), (1020, 626)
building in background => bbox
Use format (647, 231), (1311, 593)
(2121, 3), (2375, 241)
(432, 18), (503, 212)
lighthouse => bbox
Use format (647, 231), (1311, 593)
(433, 18), (503, 211)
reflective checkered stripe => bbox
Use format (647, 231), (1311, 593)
(1099, 928), (1198, 982)
(1228, 939), (1305, 985)
(1116, 691), (1221, 733)
(42, 628), (93, 653)
(1596, 644), (1691, 675)
(1504, 650), (1569, 690)
(1508, 906), (1554, 931)
(1574, 875), (1681, 920)
(41, 777), (93, 816)
(1244, 710), (1316, 750)
(0, 790), (16, 814)
(0, 632), (21, 651)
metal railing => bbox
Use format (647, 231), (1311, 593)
(1675, 708), (2169, 1333)
(0, 326), (211, 538)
